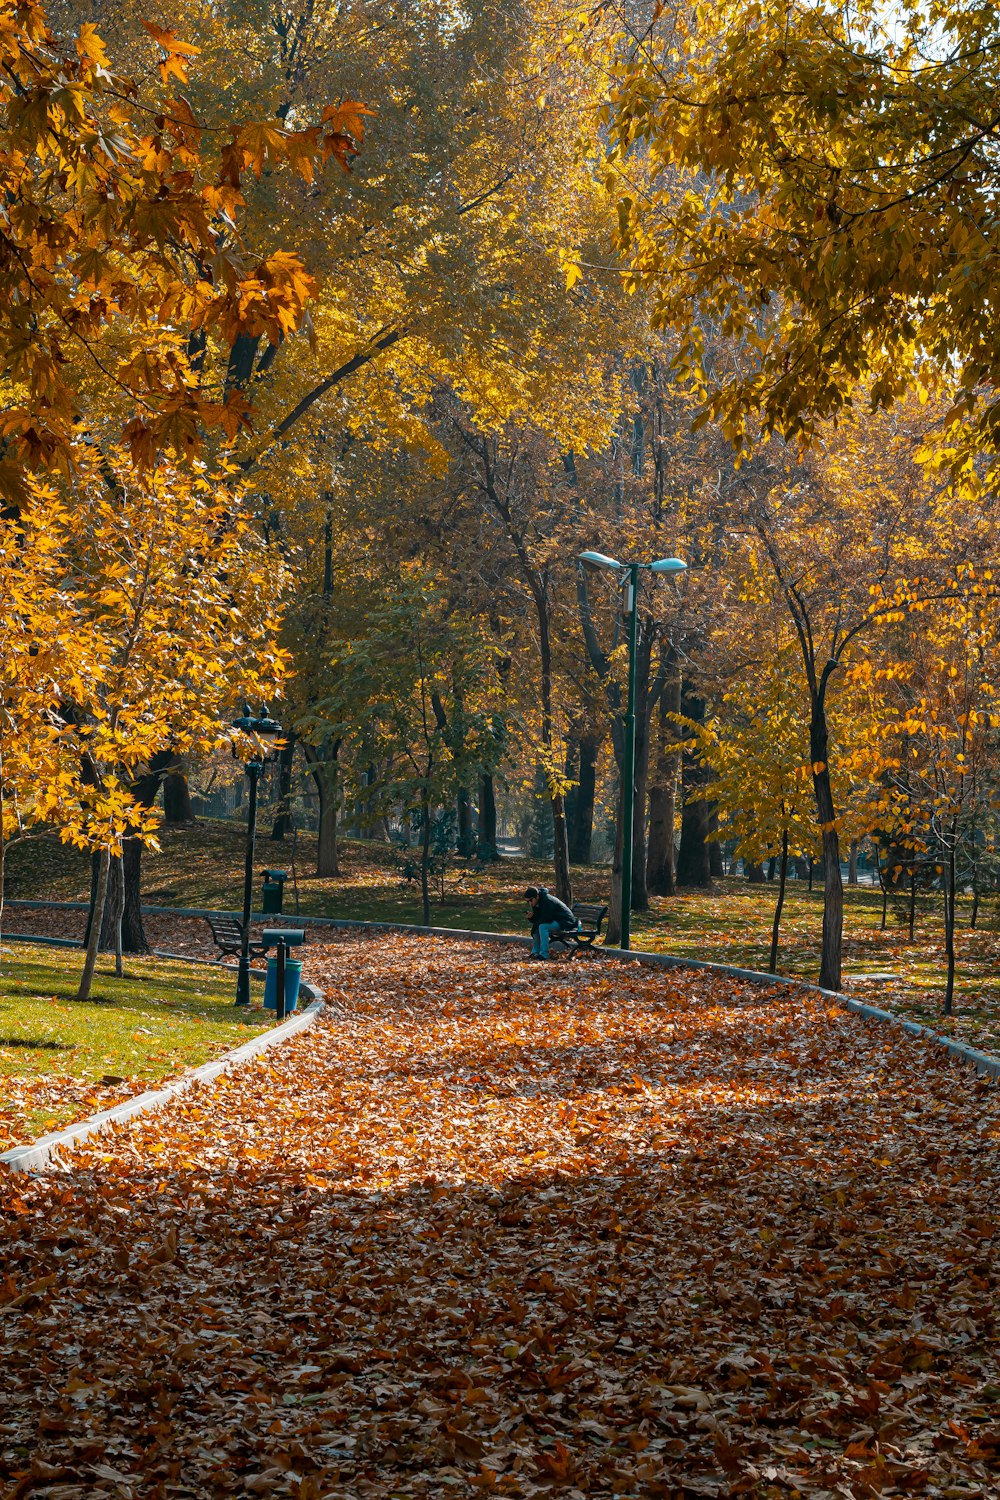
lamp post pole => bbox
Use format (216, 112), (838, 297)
(620, 562), (640, 951)
(236, 758), (262, 1008)
(577, 551), (686, 953)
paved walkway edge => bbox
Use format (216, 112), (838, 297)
(0, 991), (326, 1174)
(7, 902), (999, 1082)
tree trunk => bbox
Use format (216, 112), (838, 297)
(943, 827), (957, 1017)
(120, 838), (148, 953)
(606, 771), (626, 946)
(875, 844), (888, 929)
(305, 743), (340, 876)
(630, 626), (656, 910)
(420, 794), (431, 927)
(537, 601), (571, 905)
(567, 735), (598, 864)
(768, 829), (789, 973)
(163, 770), (194, 823)
(270, 736), (296, 840)
(675, 689), (711, 886)
(848, 837), (859, 886)
(77, 847), (110, 1001)
(746, 861), (766, 883)
(708, 806), (724, 878)
(99, 854), (125, 971)
(477, 773), (499, 861)
(647, 671), (680, 896)
(908, 868), (917, 942)
(113, 756), (172, 956)
(0, 745), (5, 953)
(766, 856), (776, 882)
(810, 691), (843, 992)
(456, 788), (473, 857)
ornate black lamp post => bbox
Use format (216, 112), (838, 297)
(232, 705), (283, 1006)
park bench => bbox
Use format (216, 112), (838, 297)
(551, 902), (609, 956)
(204, 914), (266, 962)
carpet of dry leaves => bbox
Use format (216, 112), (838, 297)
(1, 933), (999, 1500)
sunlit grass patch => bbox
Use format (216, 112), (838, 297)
(0, 942), (267, 1146)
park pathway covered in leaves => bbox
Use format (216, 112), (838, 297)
(2, 934), (999, 1500)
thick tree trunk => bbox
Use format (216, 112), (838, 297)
(270, 736), (296, 840)
(120, 838), (148, 952)
(77, 847), (109, 1001)
(675, 689), (711, 886)
(112, 757), (172, 956)
(630, 628), (655, 910)
(647, 671), (680, 896)
(566, 735), (598, 865)
(99, 854), (125, 973)
(768, 830), (789, 973)
(477, 773), (499, 861)
(305, 743), (340, 876)
(163, 770), (194, 823)
(316, 776), (339, 876)
(746, 861), (766, 883)
(606, 771), (626, 946)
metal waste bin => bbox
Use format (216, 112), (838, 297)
(264, 957), (303, 1013)
(261, 868), (287, 914)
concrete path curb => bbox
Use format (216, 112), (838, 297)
(0, 988), (326, 1174)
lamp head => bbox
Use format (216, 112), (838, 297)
(649, 557), (687, 575)
(578, 550), (623, 571)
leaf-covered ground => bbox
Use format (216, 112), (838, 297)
(1, 934), (998, 1499)
(8, 828), (1000, 1055)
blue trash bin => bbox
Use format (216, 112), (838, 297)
(263, 958), (303, 1013)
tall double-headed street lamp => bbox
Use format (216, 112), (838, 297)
(232, 704), (283, 1006)
(578, 551), (687, 950)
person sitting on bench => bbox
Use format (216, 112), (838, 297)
(524, 885), (578, 960)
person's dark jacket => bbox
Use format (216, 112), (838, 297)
(531, 887), (577, 933)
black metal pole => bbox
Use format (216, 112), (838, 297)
(236, 760), (261, 1007)
(276, 936), (286, 1023)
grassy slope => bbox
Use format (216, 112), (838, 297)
(6, 819), (1000, 1055)
(0, 941), (268, 1145)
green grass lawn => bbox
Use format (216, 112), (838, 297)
(7, 819), (1000, 1057)
(0, 942), (268, 1147)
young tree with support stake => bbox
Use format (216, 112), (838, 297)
(682, 649), (816, 973)
(0, 458), (287, 1001)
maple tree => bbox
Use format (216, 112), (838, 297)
(0, 0), (362, 495)
(859, 567), (1000, 1014)
(683, 645), (816, 972)
(602, 0), (1000, 472)
(0, 454), (287, 998)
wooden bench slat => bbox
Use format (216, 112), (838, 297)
(548, 902), (609, 957)
(204, 916), (266, 960)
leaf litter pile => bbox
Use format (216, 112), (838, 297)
(1, 935), (998, 1500)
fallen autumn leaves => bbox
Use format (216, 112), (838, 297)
(1, 934), (998, 1499)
